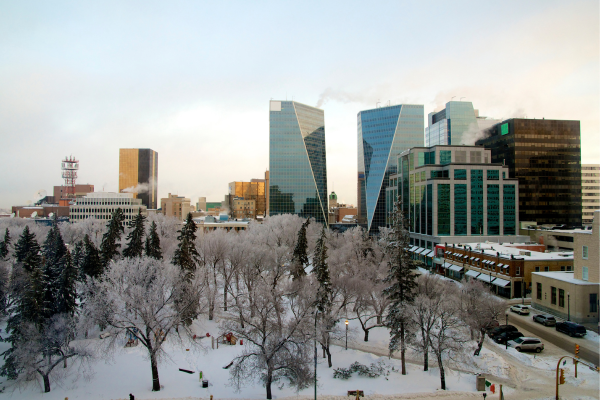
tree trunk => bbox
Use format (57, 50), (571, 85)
(266, 367), (273, 399)
(325, 345), (333, 368)
(322, 345), (326, 359)
(400, 322), (406, 375)
(364, 329), (369, 342)
(63, 358), (67, 368)
(223, 290), (228, 312)
(150, 351), (161, 391)
(422, 330), (429, 371)
(377, 315), (382, 324)
(474, 329), (485, 356)
(42, 373), (51, 393)
(437, 352), (446, 390)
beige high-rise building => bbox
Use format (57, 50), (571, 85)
(161, 193), (191, 221)
(582, 164), (600, 225)
(119, 148), (158, 209)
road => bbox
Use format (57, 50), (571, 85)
(506, 308), (600, 366)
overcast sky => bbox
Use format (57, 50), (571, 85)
(1, 0), (598, 210)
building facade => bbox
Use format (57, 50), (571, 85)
(476, 119), (582, 227)
(119, 148), (158, 209)
(232, 198), (256, 219)
(53, 184), (94, 203)
(269, 100), (328, 225)
(582, 164), (600, 226)
(228, 180), (266, 217)
(161, 193), (191, 221)
(69, 192), (147, 222)
(358, 104), (424, 235)
(426, 101), (499, 147)
(388, 145), (523, 257)
(531, 211), (599, 325)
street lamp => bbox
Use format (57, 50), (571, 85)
(314, 310), (318, 400)
(345, 320), (349, 350)
(521, 278), (525, 305)
(505, 313), (508, 350)
(567, 292), (570, 321)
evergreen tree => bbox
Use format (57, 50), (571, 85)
(123, 209), (146, 258)
(14, 226), (43, 273)
(145, 221), (162, 260)
(55, 251), (78, 316)
(1, 229), (45, 380)
(0, 227), (10, 259)
(42, 216), (68, 318)
(383, 196), (419, 375)
(81, 234), (103, 278)
(313, 227), (332, 313)
(100, 208), (125, 267)
(290, 219), (310, 280)
(172, 213), (199, 280)
(71, 240), (85, 278)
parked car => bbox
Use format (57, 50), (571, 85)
(555, 321), (587, 337)
(510, 304), (530, 315)
(494, 331), (523, 344)
(507, 337), (544, 353)
(533, 314), (557, 326)
(488, 324), (518, 338)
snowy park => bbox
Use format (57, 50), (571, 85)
(0, 209), (598, 400)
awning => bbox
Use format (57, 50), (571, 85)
(497, 263), (504, 268)
(465, 270), (480, 278)
(489, 261), (496, 265)
(422, 249), (433, 257)
(477, 273), (493, 283)
(449, 265), (463, 272)
(474, 258), (480, 261)
(415, 247), (426, 254)
(441, 262), (452, 269)
(409, 246), (418, 252)
(492, 277), (511, 287)
(464, 255), (469, 258)
(503, 265), (509, 269)
(445, 251), (451, 255)
(470, 257), (476, 260)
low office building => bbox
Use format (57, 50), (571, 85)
(228, 180), (266, 218)
(582, 164), (600, 226)
(193, 217), (249, 235)
(520, 225), (592, 252)
(161, 193), (192, 221)
(69, 192), (147, 222)
(531, 211), (599, 325)
(421, 242), (574, 299)
(232, 198), (256, 219)
(387, 145), (527, 269)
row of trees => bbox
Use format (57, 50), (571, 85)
(0, 198), (505, 397)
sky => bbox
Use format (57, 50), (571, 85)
(0, 0), (598, 210)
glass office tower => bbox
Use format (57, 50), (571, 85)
(357, 104), (424, 235)
(476, 118), (582, 226)
(119, 148), (158, 209)
(426, 101), (499, 146)
(269, 100), (328, 225)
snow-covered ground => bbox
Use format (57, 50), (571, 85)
(0, 318), (479, 400)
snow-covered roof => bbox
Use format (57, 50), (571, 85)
(453, 242), (574, 261)
(532, 272), (597, 285)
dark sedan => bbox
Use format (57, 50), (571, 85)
(487, 324), (518, 338)
(494, 331), (523, 344)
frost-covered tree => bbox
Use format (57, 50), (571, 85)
(123, 209), (146, 258)
(14, 226), (43, 274)
(290, 219), (310, 280)
(382, 196), (419, 375)
(460, 279), (507, 356)
(83, 257), (201, 392)
(0, 227), (11, 259)
(42, 217), (68, 318)
(0, 228), (10, 316)
(200, 228), (228, 319)
(80, 234), (103, 279)
(100, 208), (125, 267)
(145, 220), (162, 260)
(222, 279), (314, 399)
(54, 251), (78, 317)
(172, 213), (200, 280)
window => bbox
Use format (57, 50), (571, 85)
(487, 170), (499, 180)
(591, 294), (598, 313)
(544, 266), (549, 272)
(536, 283), (542, 300)
(454, 169), (467, 180)
(559, 289), (565, 307)
(560, 266), (565, 271)
(582, 246), (588, 259)
(535, 267), (540, 272)
(516, 266), (521, 275)
(440, 150), (452, 165)
(551, 287), (557, 305)
(567, 265), (573, 271)
(582, 266), (589, 281)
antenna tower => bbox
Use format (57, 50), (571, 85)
(61, 156), (79, 199)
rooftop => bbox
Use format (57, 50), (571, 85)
(449, 242), (574, 261)
(532, 272), (597, 285)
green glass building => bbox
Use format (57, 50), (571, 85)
(269, 100), (328, 225)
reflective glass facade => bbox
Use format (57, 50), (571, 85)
(426, 102), (477, 146)
(503, 184), (516, 234)
(357, 104), (424, 235)
(476, 119), (582, 226)
(119, 148), (158, 209)
(269, 101), (328, 225)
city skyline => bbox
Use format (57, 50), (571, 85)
(0, 1), (598, 210)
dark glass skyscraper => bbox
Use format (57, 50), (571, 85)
(358, 104), (424, 235)
(476, 118), (582, 226)
(119, 148), (158, 209)
(269, 100), (328, 225)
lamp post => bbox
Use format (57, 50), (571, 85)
(505, 313), (508, 350)
(345, 320), (349, 350)
(521, 278), (525, 305)
(314, 310), (318, 400)
(567, 292), (570, 321)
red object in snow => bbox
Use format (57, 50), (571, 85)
(206, 333), (210, 337)
(240, 339), (243, 345)
(226, 332), (233, 342)
(490, 384), (496, 394)
(193, 335), (197, 339)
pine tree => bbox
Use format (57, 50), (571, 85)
(313, 227), (332, 313)
(290, 219), (310, 280)
(14, 226), (43, 273)
(100, 208), (125, 267)
(0, 227), (11, 259)
(145, 221), (162, 260)
(383, 196), (419, 375)
(123, 209), (146, 258)
(71, 240), (85, 278)
(42, 216), (68, 318)
(172, 213), (199, 280)
(55, 251), (78, 316)
(81, 234), (103, 278)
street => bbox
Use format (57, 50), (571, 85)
(506, 308), (600, 366)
